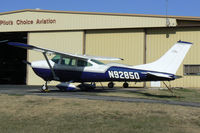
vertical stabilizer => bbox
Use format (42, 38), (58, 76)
(134, 41), (193, 74)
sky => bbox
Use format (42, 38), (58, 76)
(1, 0), (200, 17)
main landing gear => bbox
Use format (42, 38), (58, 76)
(123, 82), (129, 88)
(108, 82), (129, 88)
(78, 82), (96, 91)
(108, 82), (114, 88)
(41, 81), (49, 92)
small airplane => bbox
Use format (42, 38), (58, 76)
(7, 41), (193, 92)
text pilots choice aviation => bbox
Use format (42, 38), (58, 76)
(7, 41), (193, 91)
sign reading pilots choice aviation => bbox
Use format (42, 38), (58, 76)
(0, 18), (56, 26)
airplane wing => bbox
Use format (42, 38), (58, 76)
(7, 42), (123, 61)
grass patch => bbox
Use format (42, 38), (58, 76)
(7, 93), (25, 97)
(96, 88), (200, 103)
(0, 94), (200, 133)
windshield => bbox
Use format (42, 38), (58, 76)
(51, 55), (61, 64)
(91, 59), (104, 65)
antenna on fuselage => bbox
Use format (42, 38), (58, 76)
(166, 0), (170, 27)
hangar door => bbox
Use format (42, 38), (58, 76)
(0, 32), (27, 84)
(85, 29), (145, 87)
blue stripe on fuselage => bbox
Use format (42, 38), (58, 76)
(32, 66), (175, 82)
(32, 67), (106, 82)
(32, 68), (53, 81)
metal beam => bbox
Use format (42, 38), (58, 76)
(42, 52), (59, 80)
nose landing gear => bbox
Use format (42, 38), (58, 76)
(41, 81), (49, 92)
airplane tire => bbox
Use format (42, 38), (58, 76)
(41, 84), (49, 92)
(59, 88), (66, 92)
(123, 82), (129, 88)
(80, 86), (87, 91)
(108, 82), (114, 88)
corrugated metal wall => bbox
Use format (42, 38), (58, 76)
(27, 31), (84, 85)
(85, 29), (144, 87)
(146, 27), (200, 88)
(26, 28), (200, 88)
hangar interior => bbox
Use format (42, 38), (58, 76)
(0, 32), (27, 84)
(1, 9), (200, 88)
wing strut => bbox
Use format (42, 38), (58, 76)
(42, 52), (59, 80)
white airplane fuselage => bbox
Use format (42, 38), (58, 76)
(31, 59), (175, 83)
(7, 41), (193, 90)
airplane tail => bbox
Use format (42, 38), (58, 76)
(134, 41), (193, 74)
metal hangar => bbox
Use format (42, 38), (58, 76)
(1, 9), (200, 88)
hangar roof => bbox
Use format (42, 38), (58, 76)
(0, 9), (200, 32)
(1, 9), (200, 20)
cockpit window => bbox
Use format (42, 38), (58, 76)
(51, 55), (61, 64)
(91, 59), (104, 65)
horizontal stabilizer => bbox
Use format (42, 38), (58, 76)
(7, 42), (123, 61)
(147, 72), (173, 81)
(174, 75), (182, 79)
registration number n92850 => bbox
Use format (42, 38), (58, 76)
(108, 71), (140, 79)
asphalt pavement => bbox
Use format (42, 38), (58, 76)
(0, 85), (200, 108)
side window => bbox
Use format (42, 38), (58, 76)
(77, 60), (87, 67)
(61, 57), (77, 66)
(61, 57), (70, 65)
(87, 62), (92, 66)
(77, 60), (92, 67)
(70, 59), (76, 66)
